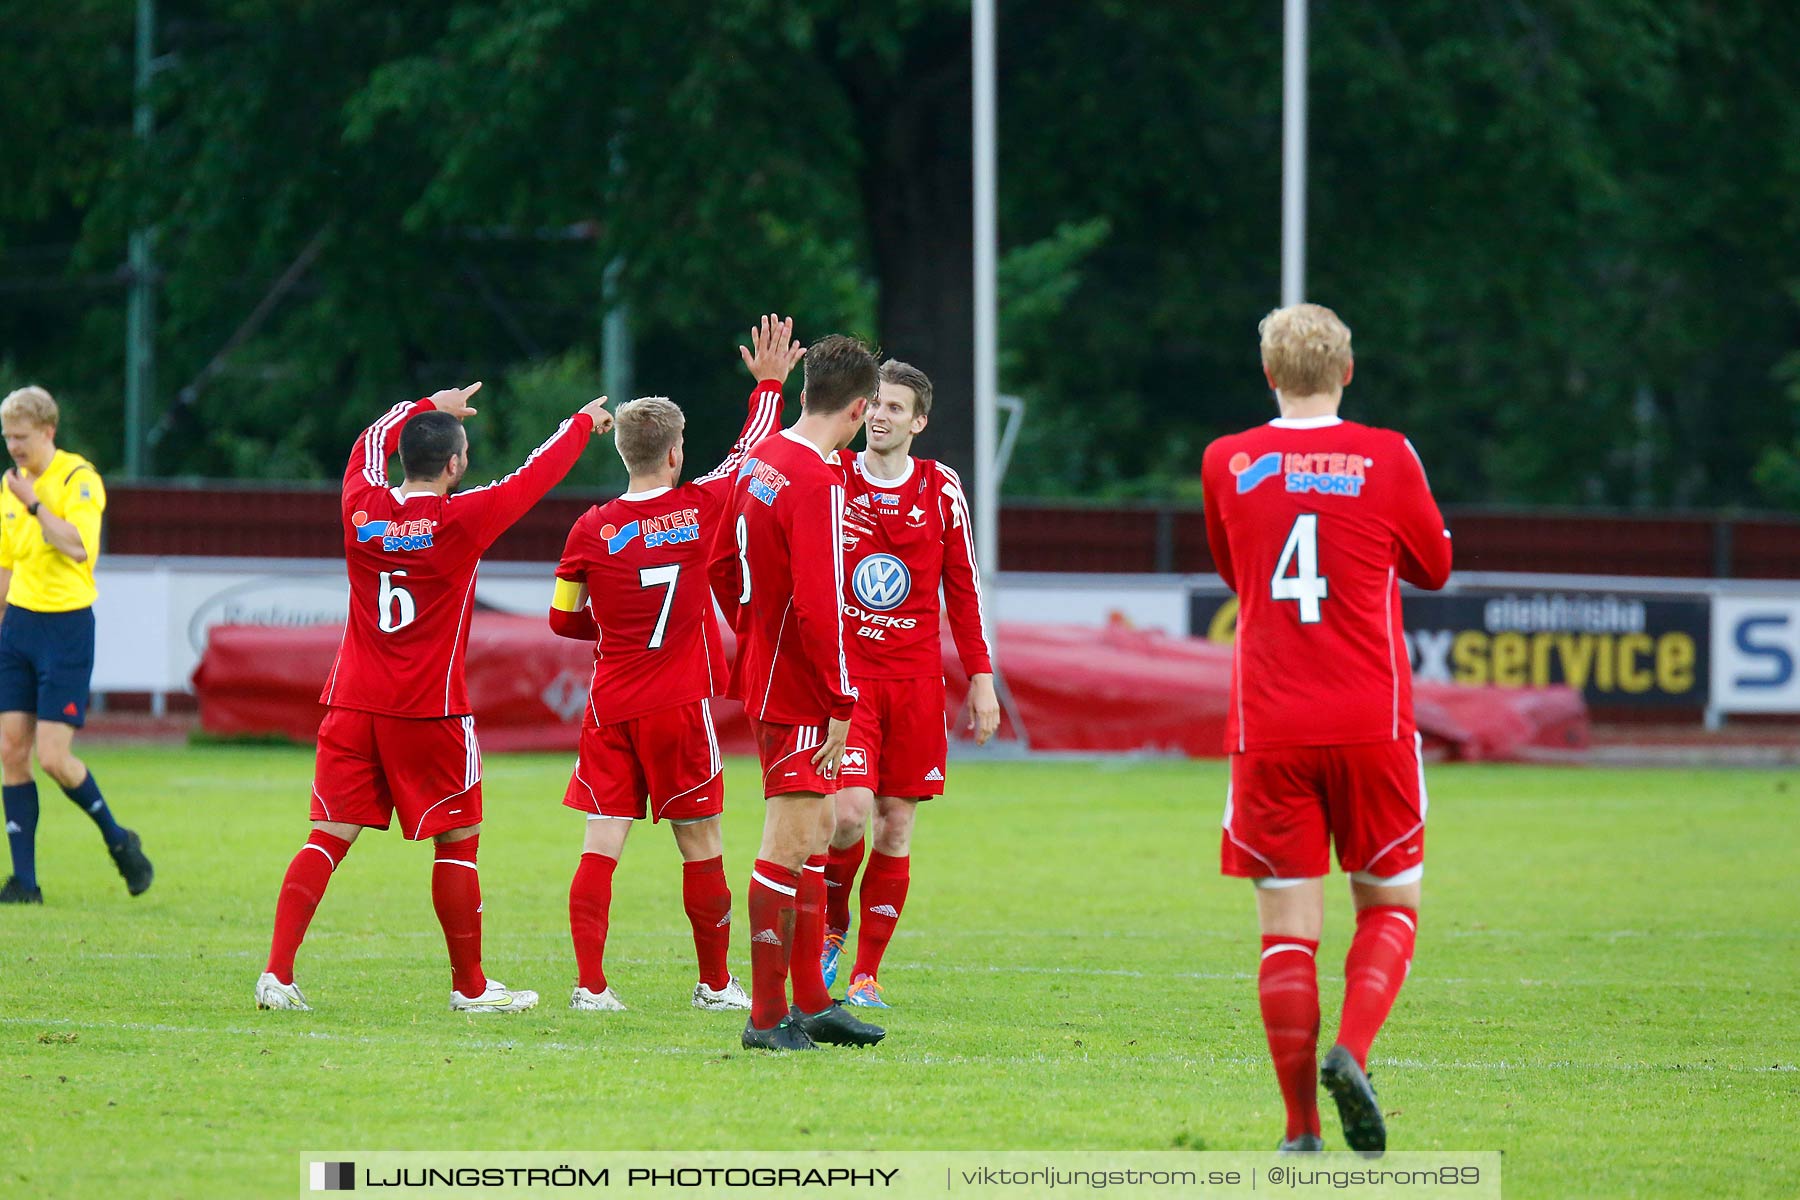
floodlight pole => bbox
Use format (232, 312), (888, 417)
(973, 0), (999, 588)
(125, 0), (156, 477)
(1281, 0), (1308, 306)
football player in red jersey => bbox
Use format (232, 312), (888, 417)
(819, 360), (998, 1008)
(547, 315), (799, 1015)
(1201, 304), (1453, 1153)
(722, 334), (886, 1052)
(256, 383), (612, 1016)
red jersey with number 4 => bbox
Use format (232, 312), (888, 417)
(840, 453), (992, 680)
(723, 428), (857, 725)
(1201, 415), (1452, 752)
(551, 382), (785, 725)
(322, 400), (595, 718)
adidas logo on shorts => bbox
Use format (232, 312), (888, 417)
(924, 768), (944, 782)
(715, 913), (731, 928)
(752, 928), (783, 946)
(870, 904), (900, 918)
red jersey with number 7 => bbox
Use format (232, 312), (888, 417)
(1201, 415), (1452, 752)
(550, 382), (785, 725)
(321, 399), (596, 719)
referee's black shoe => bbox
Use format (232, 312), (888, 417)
(0, 875), (43, 904)
(1320, 1043), (1386, 1155)
(108, 829), (154, 896)
(790, 1001), (885, 1047)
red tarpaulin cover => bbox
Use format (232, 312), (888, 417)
(193, 612), (1587, 761)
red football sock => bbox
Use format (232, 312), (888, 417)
(850, 851), (910, 982)
(1336, 905), (1418, 1069)
(824, 837), (865, 935)
(747, 859), (798, 1028)
(432, 835), (486, 998)
(265, 830), (352, 985)
(789, 854), (832, 1013)
(1259, 934), (1322, 1141)
(569, 851), (618, 993)
(683, 856), (733, 991)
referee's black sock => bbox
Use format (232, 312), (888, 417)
(3, 782), (38, 888)
(64, 770), (124, 847)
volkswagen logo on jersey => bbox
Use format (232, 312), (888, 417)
(852, 553), (911, 611)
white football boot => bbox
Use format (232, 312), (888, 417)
(254, 972), (312, 1011)
(569, 984), (628, 1011)
(449, 979), (539, 1013)
(691, 975), (751, 1011)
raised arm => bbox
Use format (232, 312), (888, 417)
(456, 397), (613, 548)
(695, 314), (803, 495)
(1393, 437), (1453, 590)
(344, 399), (431, 495)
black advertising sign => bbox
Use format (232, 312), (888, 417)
(1188, 585), (1711, 708)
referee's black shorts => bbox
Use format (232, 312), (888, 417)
(0, 604), (96, 727)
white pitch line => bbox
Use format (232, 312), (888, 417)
(2, 1016), (1792, 1074)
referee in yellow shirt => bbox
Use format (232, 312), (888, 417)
(0, 386), (152, 903)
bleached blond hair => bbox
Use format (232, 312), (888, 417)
(0, 386), (59, 429)
(614, 396), (685, 474)
(1258, 304), (1353, 396)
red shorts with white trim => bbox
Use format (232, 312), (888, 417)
(749, 718), (835, 798)
(311, 708), (483, 841)
(838, 675), (948, 798)
(1220, 735), (1426, 880)
(561, 699), (724, 822)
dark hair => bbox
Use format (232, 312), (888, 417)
(801, 335), (879, 416)
(399, 411), (467, 479)
(878, 359), (933, 419)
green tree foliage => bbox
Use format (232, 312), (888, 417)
(1, 1), (1798, 510)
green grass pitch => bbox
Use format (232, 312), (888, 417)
(0, 745), (1794, 1197)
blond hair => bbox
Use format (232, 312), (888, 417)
(613, 396), (685, 474)
(0, 386), (59, 429)
(879, 359), (934, 419)
(1258, 304), (1353, 396)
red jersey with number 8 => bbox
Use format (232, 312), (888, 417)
(1201, 415), (1452, 752)
(321, 399), (595, 719)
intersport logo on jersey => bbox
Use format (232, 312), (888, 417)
(351, 511), (436, 551)
(737, 458), (790, 505)
(1230, 450), (1369, 497)
(601, 508), (700, 554)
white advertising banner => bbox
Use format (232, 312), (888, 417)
(91, 557), (558, 694)
(1711, 593), (1800, 714)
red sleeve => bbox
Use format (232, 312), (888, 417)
(1200, 441), (1238, 593)
(451, 414), (595, 548)
(1392, 437), (1453, 590)
(550, 607), (599, 641)
(787, 472), (857, 721)
(694, 381), (785, 500)
(549, 515), (600, 641)
(935, 465), (993, 676)
(344, 399), (432, 498)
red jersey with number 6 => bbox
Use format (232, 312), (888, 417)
(550, 382), (785, 725)
(321, 399), (595, 719)
(1201, 415), (1452, 752)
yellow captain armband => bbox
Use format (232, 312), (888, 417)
(551, 577), (587, 613)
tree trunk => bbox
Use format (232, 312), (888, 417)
(845, 27), (976, 485)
